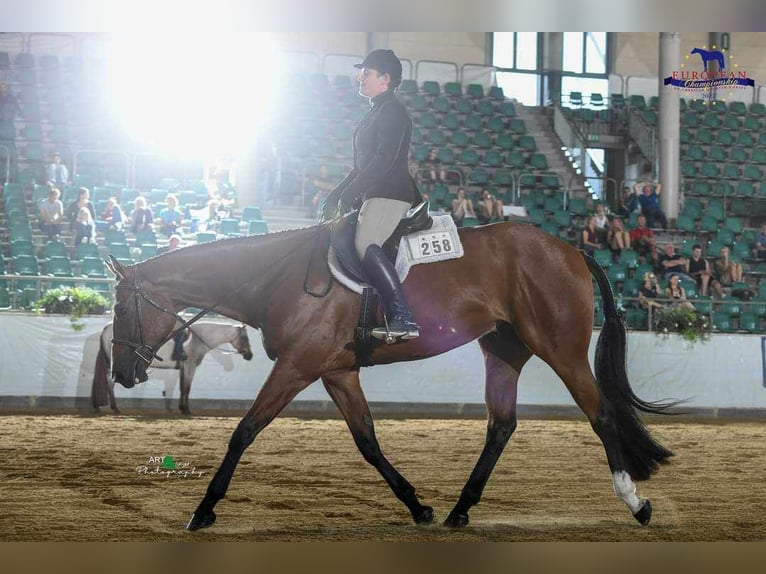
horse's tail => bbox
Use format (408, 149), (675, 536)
(582, 250), (675, 480)
(91, 335), (111, 408)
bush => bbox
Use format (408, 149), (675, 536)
(36, 286), (109, 331)
(654, 305), (712, 344)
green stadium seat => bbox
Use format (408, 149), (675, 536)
(712, 311), (734, 332)
(696, 128), (714, 145)
(483, 150), (504, 167)
(41, 240), (69, 260)
(475, 99), (495, 116)
(407, 95), (428, 112)
(568, 198), (587, 216)
(744, 165), (763, 180)
(729, 101), (747, 115)
(675, 214), (696, 233)
(739, 312), (758, 333)
(620, 249), (640, 269)
(460, 149), (480, 166)
(723, 115), (741, 130)
(466, 168), (489, 185)
(440, 114), (460, 130)
(752, 148), (766, 164)
(247, 220), (269, 236)
(722, 164), (741, 179)
(590, 93), (605, 107)
(486, 116), (506, 132)
(721, 301), (742, 318)
(453, 98), (473, 114)
(737, 131), (756, 147)
(218, 218), (242, 237)
(449, 131), (469, 148)
(509, 118), (527, 134)
(730, 147), (749, 164)
(681, 112), (700, 127)
(492, 169), (513, 187)
(437, 148), (455, 164)
(700, 163), (720, 179)
(428, 128), (447, 146)
(432, 95), (451, 114)
(417, 112), (438, 129)
(703, 114), (721, 129)
(749, 102), (766, 116)
(552, 210), (571, 228)
(464, 114), (483, 131)
(518, 135), (537, 152)
(472, 131), (493, 149)
(13, 254), (39, 275)
(10, 240), (36, 258)
(47, 256), (73, 277)
(529, 153), (548, 170)
(527, 208), (545, 225)
(685, 145), (706, 161)
(196, 232), (217, 243)
(610, 94), (625, 108)
(399, 79), (418, 95)
(488, 86), (504, 100)
(444, 82), (462, 97)
(506, 151), (526, 169)
(608, 263), (627, 284)
(499, 101), (516, 117)
(81, 257), (107, 278)
(466, 84), (484, 98)
(681, 163), (698, 179)
(421, 80), (440, 96)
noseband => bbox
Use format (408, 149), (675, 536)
(111, 267), (214, 365)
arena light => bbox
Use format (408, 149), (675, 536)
(106, 31), (277, 159)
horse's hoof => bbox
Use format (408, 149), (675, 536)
(443, 511), (469, 529)
(633, 499), (652, 526)
(186, 510), (216, 531)
(412, 505), (434, 524)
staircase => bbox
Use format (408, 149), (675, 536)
(515, 104), (589, 199)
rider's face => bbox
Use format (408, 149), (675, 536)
(358, 68), (389, 98)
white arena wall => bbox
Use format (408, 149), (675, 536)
(0, 314), (765, 418)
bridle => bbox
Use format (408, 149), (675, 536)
(111, 266), (216, 365)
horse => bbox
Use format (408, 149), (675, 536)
(690, 47), (725, 71)
(92, 321), (253, 415)
(105, 221), (674, 531)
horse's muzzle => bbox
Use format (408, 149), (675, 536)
(242, 351), (253, 361)
(113, 360), (149, 388)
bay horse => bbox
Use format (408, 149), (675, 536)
(92, 321), (253, 414)
(105, 221), (673, 531)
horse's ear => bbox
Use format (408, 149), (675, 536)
(106, 255), (126, 279)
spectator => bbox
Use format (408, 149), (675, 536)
(753, 223), (766, 260)
(98, 197), (125, 231)
(713, 246), (743, 294)
(423, 147), (446, 184)
(46, 151), (70, 189)
(39, 187), (64, 241)
(477, 188), (503, 224)
(657, 243), (694, 283)
(74, 197), (94, 246)
(633, 180), (668, 229)
(638, 271), (663, 311)
(158, 194), (184, 237)
(619, 185), (641, 218)
(593, 203), (610, 244)
(685, 243), (715, 297)
(66, 187), (95, 232)
(157, 233), (183, 255)
(450, 187), (475, 227)
(130, 196), (154, 234)
(310, 165), (336, 219)
(629, 214), (657, 262)
(581, 215), (603, 254)
(664, 274), (695, 310)
(606, 215), (631, 257)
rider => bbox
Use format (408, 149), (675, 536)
(322, 49), (423, 341)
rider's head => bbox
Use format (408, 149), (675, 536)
(355, 49), (403, 98)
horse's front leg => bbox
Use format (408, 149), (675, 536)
(178, 364), (196, 415)
(322, 371), (434, 525)
(186, 360), (313, 531)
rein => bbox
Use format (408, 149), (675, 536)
(303, 220), (334, 298)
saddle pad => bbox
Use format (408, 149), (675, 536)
(329, 215), (463, 295)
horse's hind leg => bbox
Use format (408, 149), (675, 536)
(186, 360), (314, 531)
(444, 324), (531, 528)
(322, 371), (434, 525)
(179, 365), (193, 415)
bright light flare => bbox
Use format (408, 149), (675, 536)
(106, 32), (276, 159)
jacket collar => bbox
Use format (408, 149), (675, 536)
(370, 89), (396, 108)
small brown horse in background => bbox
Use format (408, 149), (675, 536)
(106, 221), (673, 531)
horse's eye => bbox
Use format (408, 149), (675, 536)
(114, 303), (129, 317)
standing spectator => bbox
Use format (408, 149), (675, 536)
(476, 188), (503, 224)
(450, 187), (475, 227)
(158, 194), (184, 237)
(606, 215), (631, 256)
(98, 197), (125, 231)
(74, 196), (95, 245)
(39, 188), (64, 240)
(46, 152), (70, 189)
(685, 243), (715, 297)
(629, 214), (657, 262)
(665, 274), (695, 310)
(130, 196), (153, 234)
(638, 271), (663, 311)
(753, 222), (766, 260)
(657, 243), (693, 282)
(713, 246), (744, 292)
(633, 180), (668, 229)
(66, 187), (95, 232)
(581, 215), (603, 255)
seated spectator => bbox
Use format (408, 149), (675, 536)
(66, 187), (95, 232)
(606, 215), (631, 256)
(158, 194), (184, 237)
(39, 188), (64, 241)
(157, 233), (183, 255)
(46, 151), (70, 189)
(130, 196), (154, 234)
(450, 187), (476, 227)
(310, 165), (336, 219)
(593, 203), (610, 244)
(753, 222), (766, 260)
(629, 214), (657, 262)
(638, 271), (663, 311)
(476, 188), (503, 224)
(619, 185), (641, 218)
(685, 243), (715, 297)
(581, 215), (603, 254)
(423, 147), (446, 184)
(633, 180), (668, 229)
(657, 243), (694, 283)
(713, 246), (743, 294)
(74, 199), (94, 246)
(98, 197), (125, 232)
(664, 274), (695, 310)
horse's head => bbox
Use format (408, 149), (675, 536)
(107, 256), (180, 388)
(233, 324), (253, 361)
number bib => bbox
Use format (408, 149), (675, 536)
(394, 214), (464, 281)
(408, 231), (456, 260)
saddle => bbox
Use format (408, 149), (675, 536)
(330, 201), (433, 282)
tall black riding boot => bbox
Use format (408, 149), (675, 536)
(362, 244), (420, 343)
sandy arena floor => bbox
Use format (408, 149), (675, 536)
(0, 414), (764, 541)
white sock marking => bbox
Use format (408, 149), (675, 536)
(612, 470), (642, 514)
